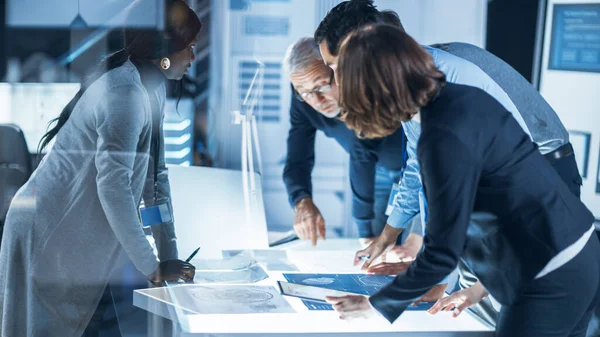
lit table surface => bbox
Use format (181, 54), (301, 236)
(134, 239), (494, 336)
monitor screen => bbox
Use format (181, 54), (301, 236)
(0, 83), (81, 152)
(548, 4), (600, 73)
(597, 145), (600, 194)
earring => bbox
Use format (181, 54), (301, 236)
(160, 57), (171, 70)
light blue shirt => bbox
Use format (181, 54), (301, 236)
(387, 46), (533, 231)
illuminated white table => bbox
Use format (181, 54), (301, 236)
(134, 239), (494, 336)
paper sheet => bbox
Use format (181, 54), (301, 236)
(155, 284), (296, 314)
(223, 249), (299, 271)
(268, 230), (298, 246)
(193, 264), (268, 284)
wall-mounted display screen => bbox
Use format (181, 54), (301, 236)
(569, 130), (592, 178)
(549, 4), (600, 73)
(597, 144), (600, 194)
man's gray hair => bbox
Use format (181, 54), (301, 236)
(282, 37), (323, 75)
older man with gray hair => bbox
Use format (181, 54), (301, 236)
(282, 37), (418, 253)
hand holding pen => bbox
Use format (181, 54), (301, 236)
(148, 259), (196, 285)
(186, 247), (201, 262)
(147, 247), (199, 285)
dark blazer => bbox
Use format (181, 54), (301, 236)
(370, 83), (594, 323)
(282, 85), (406, 237)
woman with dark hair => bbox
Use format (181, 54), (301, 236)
(0, 1), (201, 335)
(326, 24), (600, 337)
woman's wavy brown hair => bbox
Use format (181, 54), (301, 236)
(337, 24), (446, 138)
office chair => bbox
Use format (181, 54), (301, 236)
(0, 124), (32, 244)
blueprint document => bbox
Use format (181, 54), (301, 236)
(283, 273), (435, 311)
(146, 284), (295, 314)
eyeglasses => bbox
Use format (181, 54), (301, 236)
(294, 71), (334, 102)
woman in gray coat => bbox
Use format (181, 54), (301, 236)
(0, 1), (201, 336)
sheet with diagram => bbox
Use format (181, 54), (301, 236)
(191, 254), (270, 283)
(137, 284), (295, 314)
(283, 273), (435, 311)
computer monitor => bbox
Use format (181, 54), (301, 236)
(0, 83), (81, 153)
(167, 165), (269, 259)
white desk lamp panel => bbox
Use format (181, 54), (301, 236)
(7, 0), (78, 27)
(80, 0), (161, 28)
(7, 0), (160, 27)
(168, 165), (269, 259)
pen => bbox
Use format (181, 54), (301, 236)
(185, 247), (201, 262)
